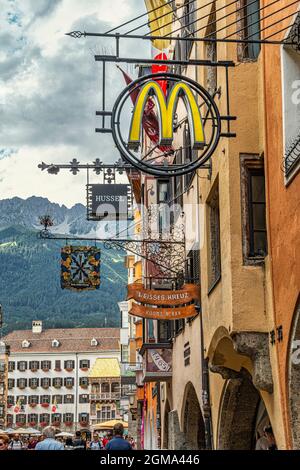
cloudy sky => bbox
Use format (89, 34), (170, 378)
(0, 0), (149, 206)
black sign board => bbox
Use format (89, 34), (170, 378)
(87, 184), (132, 221)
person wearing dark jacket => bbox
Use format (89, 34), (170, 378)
(72, 431), (86, 450)
(105, 423), (132, 451)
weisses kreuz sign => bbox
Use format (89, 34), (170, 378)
(87, 184), (132, 221)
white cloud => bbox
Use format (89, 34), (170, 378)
(0, 0), (148, 206)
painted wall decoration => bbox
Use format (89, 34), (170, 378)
(61, 246), (101, 291)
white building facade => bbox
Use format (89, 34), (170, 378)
(4, 321), (120, 432)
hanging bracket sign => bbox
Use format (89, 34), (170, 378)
(87, 184), (132, 221)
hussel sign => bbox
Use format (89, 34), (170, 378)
(87, 184), (131, 220)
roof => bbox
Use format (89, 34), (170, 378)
(3, 328), (120, 353)
(89, 358), (120, 378)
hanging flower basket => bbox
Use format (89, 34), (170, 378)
(65, 367), (73, 372)
(29, 421), (37, 427)
(29, 403), (37, 408)
(41, 403), (49, 408)
(42, 368), (49, 372)
(16, 422), (23, 427)
(40, 421), (48, 427)
(80, 383), (88, 389)
(80, 421), (88, 427)
(64, 421), (73, 427)
(52, 421), (61, 427)
(80, 367), (89, 372)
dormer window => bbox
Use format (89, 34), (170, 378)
(22, 340), (31, 348)
(52, 339), (60, 348)
(91, 338), (98, 346)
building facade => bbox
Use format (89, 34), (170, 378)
(3, 321), (120, 432)
(122, 0), (300, 450)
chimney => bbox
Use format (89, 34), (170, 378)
(32, 320), (42, 334)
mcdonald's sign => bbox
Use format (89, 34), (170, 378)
(128, 80), (205, 151)
(111, 72), (221, 177)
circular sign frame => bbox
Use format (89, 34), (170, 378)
(111, 72), (221, 177)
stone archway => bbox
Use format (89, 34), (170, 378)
(182, 382), (206, 450)
(217, 374), (270, 450)
(288, 297), (300, 449)
(162, 400), (171, 449)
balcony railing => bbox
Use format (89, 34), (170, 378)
(90, 392), (120, 401)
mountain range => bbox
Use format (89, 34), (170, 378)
(0, 196), (127, 334)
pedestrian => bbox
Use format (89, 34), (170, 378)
(255, 426), (277, 450)
(88, 434), (102, 450)
(105, 423), (132, 451)
(27, 436), (38, 450)
(72, 430), (86, 450)
(35, 426), (64, 450)
(0, 434), (9, 451)
(64, 438), (74, 450)
(8, 434), (23, 450)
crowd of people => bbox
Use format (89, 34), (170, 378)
(0, 423), (135, 451)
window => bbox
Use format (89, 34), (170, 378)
(158, 321), (173, 342)
(41, 360), (51, 371)
(207, 183), (221, 290)
(7, 414), (13, 426)
(79, 394), (89, 404)
(7, 396), (14, 406)
(55, 360), (61, 371)
(237, 0), (261, 61)
(8, 361), (15, 372)
(16, 396), (27, 406)
(52, 413), (61, 424)
(0, 382), (4, 394)
(63, 413), (74, 423)
(240, 155), (267, 263)
(101, 382), (109, 393)
(41, 377), (51, 389)
(282, 38), (300, 181)
(64, 377), (74, 388)
(29, 361), (39, 371)
(52, 395), (63, 404)
(53, 377), (63, 388)
(79, 377), (89, 388)
(99, 406), (113, 422)
(158, 180), (171, 233)
(91, 338), (98, 346)
(64, 360), (75, 371)
(40, 413), (50, 424)
(79, 360), (90, 370)
(28, 395), (39, 406)
(8, 379), (15, 389)
(79, 413), (89, 423)
(64, 394), (74, 404)
(17, 378), (27, 389)
(29, 378), (39, 389)
(40, 395), (50, 404)
(28, 414), (38, 425)
(22, 340), (31, 348)
(17, 361), (27, 372)
(52, 339), (60, 348)
(111, 382), (119, 394)
(0, 405), (4, 418)
(16, 414), (26, 425)
(0, 362), (5, 373)
(121, 345), (129, 363)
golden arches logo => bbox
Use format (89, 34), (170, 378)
(128, 80), (206, 151)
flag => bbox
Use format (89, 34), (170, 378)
(52, 397), (57, 413)
(14, 398), (21, 414)
(144, 0), (173, 51)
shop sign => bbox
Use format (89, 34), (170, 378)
(61, 246), (101, 291)
(87, 184), (131, 221)
(129, 303), (196, 320)
(143, 348), (172, 382)
(127, 283), (200, 306)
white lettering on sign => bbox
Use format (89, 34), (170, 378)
(149, 350), (171, 372)
(95, 195), (127, 202)
(137, 291), (189, 302)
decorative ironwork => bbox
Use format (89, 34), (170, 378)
(61, 245), (101, 291)
(283, 132), (300, 177)
(38, 159), (132, 176)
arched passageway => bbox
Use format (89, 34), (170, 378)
(182, 382), (206, 450)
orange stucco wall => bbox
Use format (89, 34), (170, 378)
(262, 0), (300, 448)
